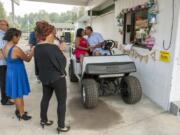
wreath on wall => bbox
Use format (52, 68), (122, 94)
(116, 0), (159, 50)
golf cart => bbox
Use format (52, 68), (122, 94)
(69, 40), (142, 108)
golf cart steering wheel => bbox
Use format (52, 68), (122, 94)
(104, 40), (116, 51)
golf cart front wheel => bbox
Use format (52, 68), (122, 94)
(120, 76), (142, 104)
(81, 79), (98, 109)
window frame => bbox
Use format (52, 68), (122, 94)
(123, 8), (149, 49)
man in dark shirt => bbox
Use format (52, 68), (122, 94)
(29, 31), (37, 47)
(28, 31), (40, 82)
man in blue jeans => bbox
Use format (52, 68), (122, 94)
(28, 31), (40, 82)
(29, 31), (37, 47)
(0, 19), (14, 105)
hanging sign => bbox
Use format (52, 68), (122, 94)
(159, 51), (170, 63)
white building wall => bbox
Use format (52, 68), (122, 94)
(115, 0), (147, 17)
(170, 1), (180, 102)
(116, 0), (179, 110)
(91, 11), (120, 42)
(89, 0), (180, 110)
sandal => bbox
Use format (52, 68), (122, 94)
(40, 120), (54, 128)
(15, 110), (28, 119)
(18, 113), (32, 121)
(57, 126), (70, 134)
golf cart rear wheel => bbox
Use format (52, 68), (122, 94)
(120, 76), (142, 104)
(81, 79), (98, 108)
(69, 60), (78, 82)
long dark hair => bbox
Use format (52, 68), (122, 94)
(76, 28), (84, 38)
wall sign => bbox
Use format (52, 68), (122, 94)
(160, 51), (171, 63)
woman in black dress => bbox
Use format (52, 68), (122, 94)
(34, 21), (70, 133)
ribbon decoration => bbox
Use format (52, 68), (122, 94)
(119, 44), (157, 63)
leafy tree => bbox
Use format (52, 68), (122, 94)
(7, 7), (86, 32)
(79, 7), (85, 18)
(0, 2), (6, 19)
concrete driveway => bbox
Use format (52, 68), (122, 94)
(0, 45), (180, 135)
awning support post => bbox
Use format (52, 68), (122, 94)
(11, 0), (15, 26)
(90, 9), (92, 26)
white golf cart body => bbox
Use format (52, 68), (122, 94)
(71, 54), (136, 79)
(69, 44), (142, 109)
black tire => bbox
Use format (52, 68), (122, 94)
(81, 79), (98, 108)
(120, 76), (142, 104)
(69, 60), (78, 82)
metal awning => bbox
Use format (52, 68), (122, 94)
(24, 0), (89, 6)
